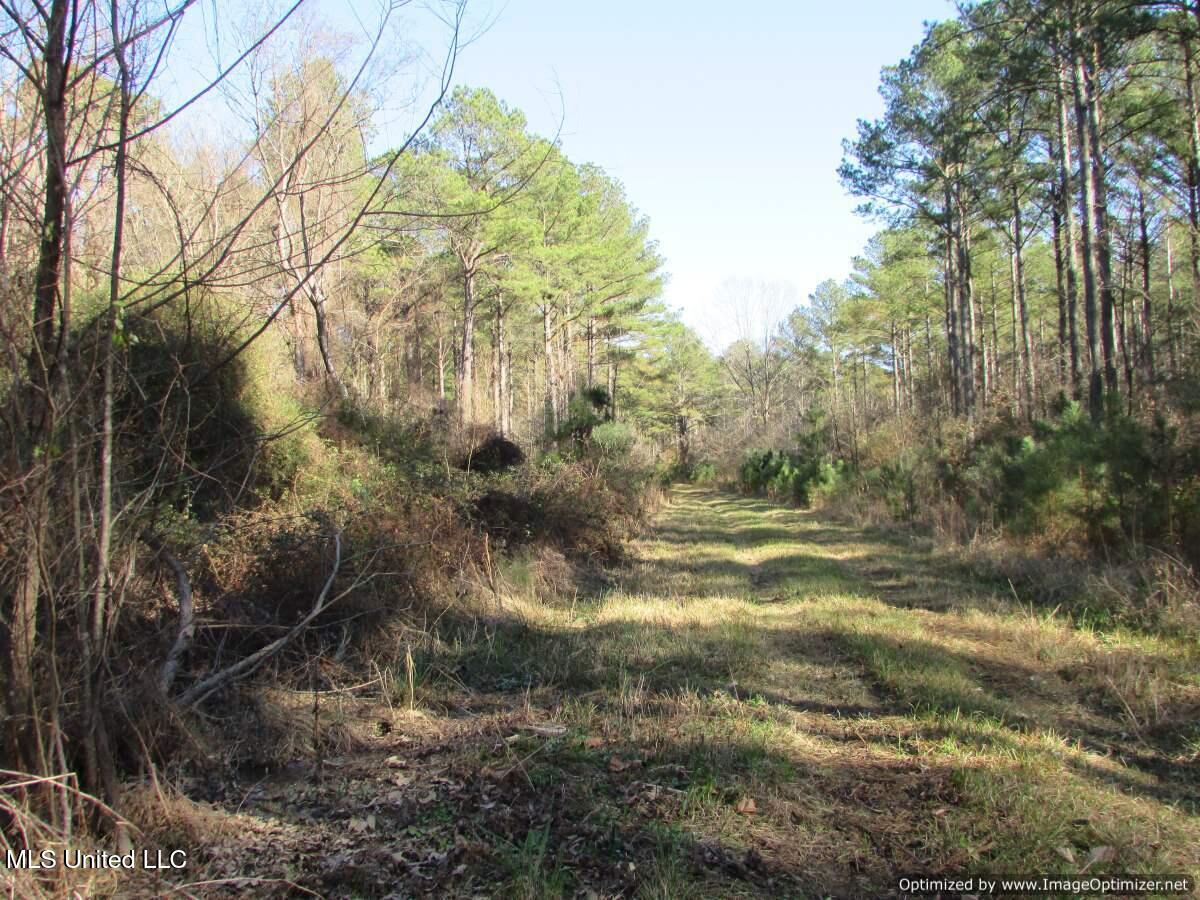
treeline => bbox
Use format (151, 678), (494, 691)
(363, 89), (664, 436)
(837, 0), (1199, 423)
(675, 1), (1200, 573)
(0, 0), (690, 858)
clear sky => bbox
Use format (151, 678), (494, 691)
(167, 0), (953, 347)
(439, 0), (955, 345)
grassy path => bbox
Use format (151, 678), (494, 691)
(544, 486), (1198, 896)
(181, 487), (1199, 898)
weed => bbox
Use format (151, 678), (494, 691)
(496, 824), (573, 900)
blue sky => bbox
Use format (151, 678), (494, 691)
(439, 0), (954, 344)
(169, 0), (952, 345)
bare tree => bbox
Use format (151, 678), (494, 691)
(0, 0), (465, 828)
(718, 278), (796, 430)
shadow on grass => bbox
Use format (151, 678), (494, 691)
(424, 600), (1197, 809)
(359, 485), (1199, 896)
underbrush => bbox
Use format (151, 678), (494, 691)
(834, 404), (1200, 559)
(737, 422), (841, 507)
(148, 416), (662, 767)
(956, 540), (1200, 637)
(2, 305), (665, 880)
(743, 404), (1200, 640)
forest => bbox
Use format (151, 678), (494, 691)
(1, 0), (1198, 897)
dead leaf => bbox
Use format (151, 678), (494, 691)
(1082, 845), (1115, 871)
(584, 736), (604, 750)
(932, 807), (949, 817)
(1056, 846), (1076, 864)
(526, 724), (567, 737)
(608, 755), (641, 773)
(455, 836), (489, 856)
(735, 797), (757, 815)
(348, 814), (376, 833)
(384, 755), (407, 768)
(640, 783), (662, 801)
(967, 839), (995, 860)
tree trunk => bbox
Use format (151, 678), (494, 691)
(84, 0), (132, 829)
(1087, 37), (1118, 401)
(902, 326), (912, 410)
(492, 295), (508, 435)
(310, 286), (348, 400)
(1011, 251), (1022, 405)
(543, 304), (558, 434)
(1051, 175), (1069, 391)
(29, 0), (69, 405)
(976, 282), (989, 408)
(436, 332), (447, 401)
(491, 301), (501, 434)
(526, 354), (536, 438)
(926, 312), (942, 413)
(561, 296), (575, 404)
(677, 415), (690, 466)
(1137, 187), (1155, 384)
(944, 224), (961, 416)
(505, 346), (514, 436)
(459, 266), (477, 425)
(990, 268), (1000, 396)
(1167, 230), (1179, 375)
(586, 316), (596, 388)
(366, 329), (382, 403)
(1013, 188), (1035, 419)
(607, 354), (617, 422)
(1181, 33), (1200, 309)
(1070, 35), (1104, 419)
(891, 320), (900, 416)
(1056, 50), (1083, 396)
(1115, 211), (1133, 404)
(6, 0), (70, 769)
(956, 198), (976, 420)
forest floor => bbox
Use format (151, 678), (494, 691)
(130, 487), (1199, 898)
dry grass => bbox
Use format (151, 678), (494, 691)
(0, 770), (126, 899)
(90, 486), (1200, 897)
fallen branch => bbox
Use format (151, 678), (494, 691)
(0, 768), (136, 837)
(177, 531), (342, 707)
(161, 877), (322, 898)
(150, 541), (194, 697)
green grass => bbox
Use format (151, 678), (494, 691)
(158, 485), (1200, 898)
(497, 824), (574, 899)
(445, 486), (1200, 894)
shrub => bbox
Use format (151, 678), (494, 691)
(100, 295), (316, 518)
(470, 456), (654, 562)
(833, 403), (1199, 566)
(738, 446), (833, 507)
(950, 404), (1182, 553)
(864, 451), (921, 522)
(462, 434), (526, 473)
(554, 388), (611, 444)
(589, 421), (635, 458)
